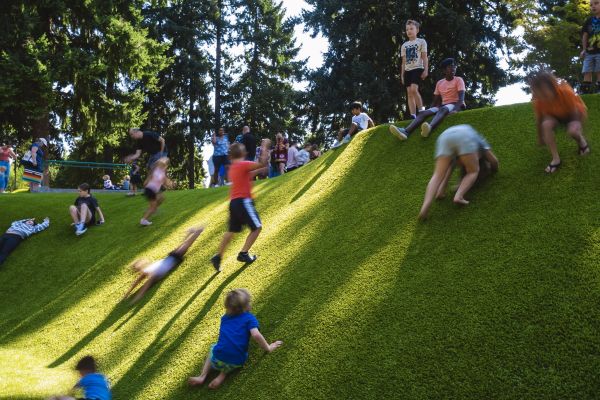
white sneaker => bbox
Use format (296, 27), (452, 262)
(389, 125), (408, 141)
(140, 219), (153, 226)
(342, 134), (352, 144)
(331, 140), (342, 149)
(75, 223), (87, 236)
(420, 122), (432, 138)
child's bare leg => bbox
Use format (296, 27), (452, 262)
(208, 372), (227, 390)
(436, 163), (455, 199)
(132, 276), (157, 303)
(69, 205), (80, 224)
(78, 203), (91, 224)
(429, 107), (450, 131)
(415, 88), (424, 111)
(241, 227), (262, 253)
(407, 86), (416, 116)
(189, 353), (213, 386)
(419, 156), (453, 220)
(172, 227), (204, 256)
(123, 273), (146, 300)
(454, 153), (480, 205)
(566, 120), (589, 153)
(142, 200), (158, 220)
(218, 232), (235, 257)
(541, 117), (560, 169)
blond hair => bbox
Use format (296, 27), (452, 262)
(225, 288), (251, 315)
(102, 175), (110, 181)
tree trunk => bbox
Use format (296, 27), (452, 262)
(187, 80), (196, 189)
(214, 0), (223, 133)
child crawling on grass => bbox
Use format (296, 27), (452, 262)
(189, 289), (282, 390)
(48, 355), (111, 400)
(123, 226), (204, 303)
(140, 157), (171, 226)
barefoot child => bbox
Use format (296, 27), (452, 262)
(140, 157), (171, 226)
(123, 226), (204, 303)
(418, 125), (498, 220)
(69, 183), (105, 236)
(530, 71), (590, 174)
(402, 20), (428, 119)
(47, 355), (111, 400)
(210, 141), (271, 272)
(188, 289), (282, 390)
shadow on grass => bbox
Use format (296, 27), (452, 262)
(290, 149), (343, 203)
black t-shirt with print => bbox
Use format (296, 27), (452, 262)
(582, 16), (600, 54)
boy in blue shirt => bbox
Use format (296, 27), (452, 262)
(49, 356), (111, 400)
(580, 0), (600, 93)
(189, 289), (282, 390)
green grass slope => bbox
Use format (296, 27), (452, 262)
(1, 97), (599, 399)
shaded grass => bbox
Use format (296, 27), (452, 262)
(0, 97), (599, 399)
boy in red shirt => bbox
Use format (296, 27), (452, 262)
(211, 140), (271, 272)
(390, 58), (466, 140)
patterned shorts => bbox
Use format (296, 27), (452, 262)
(210, 345), (243, 374)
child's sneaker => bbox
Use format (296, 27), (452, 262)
(410, 114), (417, 120)
(140, 219), (153, 226)
(75, 223), (87, 236)
(237, 252), (257, 264)
(210, 254), (222, 272)
(420, 122), (432, 138)
(342, 134), (352, 144)
(389, 125), (408, 141)
(331, 140), (342, 149)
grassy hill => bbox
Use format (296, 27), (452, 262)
(1, 97), (599, 399)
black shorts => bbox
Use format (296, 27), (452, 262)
(213, 155), (230, 172)
(167, 251), (185, 264)
(131, 174), (143, 185)
(404, 68), (424, 87)
(144, 187), (158, 200)
(228, 198), (262, 233)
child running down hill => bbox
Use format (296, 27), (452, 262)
(529, 71), (590, 174)
(123, 226), (204, 303)
(140, 157), (171, 226)
(210, 140), (271, 272)
(189, 288), (282, 390)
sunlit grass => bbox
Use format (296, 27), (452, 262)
(1, 97), (599, 399)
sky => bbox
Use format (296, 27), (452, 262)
(280, 0), (530, 106)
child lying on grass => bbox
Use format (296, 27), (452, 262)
(47, 355), (111, 400)
(123, 226), (204, 303)
(189, 288), (282, 390)
(0, 217), (49, 265)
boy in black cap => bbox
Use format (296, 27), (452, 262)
(390, 58), (466, 140)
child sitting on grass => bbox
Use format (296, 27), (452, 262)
(69, 183), (105, 236)
(102, 175), (115, 190)
(529, 71), (590, 174)
(123, 226), (204, 303)
(140, 157), (171, 226)
(0, 217), (50, 265)
(390, 58), (465, 141)
(333, 102), (375, 148)
(122, 175), (130, 191)
(47, 355), (111, 400)
(210, 141), (271, 272)
(418, 125), (498, 220)
(188, 289), (282, 390)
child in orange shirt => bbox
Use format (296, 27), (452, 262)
(530, 72), (590, 174)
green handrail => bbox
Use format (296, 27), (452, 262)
(47, 160), (129, 169)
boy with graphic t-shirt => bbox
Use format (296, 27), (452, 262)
(390, 58), (466, 141)
(401, 20), (429, 119)
(333, 102), (375, 148)
(210, 140), (271, 272)
(580, 0), (600, 93)
(69, 183), (105, 236)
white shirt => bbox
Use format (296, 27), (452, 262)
(287, 146), (299, 168)
(297, 149), (310, 166)
(401, 38), (427, 71)
(143, 257), (178, 279)
(352, 113), (371, 131)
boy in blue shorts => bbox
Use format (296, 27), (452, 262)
(580, 0), (600, 93)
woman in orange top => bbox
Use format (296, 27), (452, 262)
(530, 71), (590, 174)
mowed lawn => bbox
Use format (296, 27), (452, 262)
(0, 97), (599, 399)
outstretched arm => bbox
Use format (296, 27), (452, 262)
(33, 218), (50, 233)
(250, 328), (283, 353)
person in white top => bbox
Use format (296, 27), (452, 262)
(333, 102), (374, 148)
(401, 20), (429, 119)
(297, 143), (311, 166)
(123, 226), (204, 303)
(286, 143), (301, 172)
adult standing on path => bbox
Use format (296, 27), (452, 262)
(22, 138), (47, 192)
(240, 126), (257, 161)
(125, 128), (168, 169)
(0, 143), (17, 193)
(211, 127), (231, 187)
